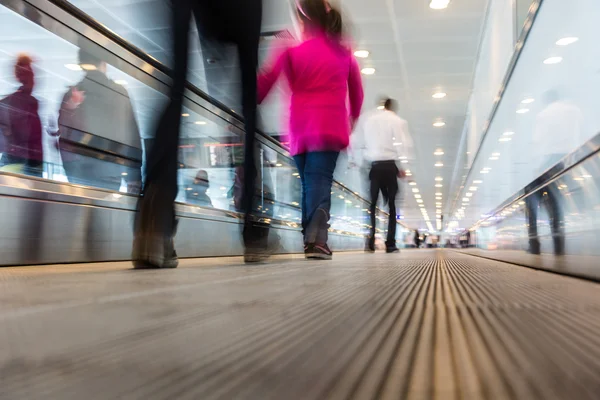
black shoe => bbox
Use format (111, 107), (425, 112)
(132, 236), (178, 269)
(305, 243), (333, 260)
(386, 246), (400, 254)
(527, 239), (541, 255)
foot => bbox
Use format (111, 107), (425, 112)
(386, 246), (400, 254)
(527, 239), (541, 255)
(305, 243), (333, 260)
(132, 236), (178, 269)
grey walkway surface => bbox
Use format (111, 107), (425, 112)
(1, 250), (599, 399)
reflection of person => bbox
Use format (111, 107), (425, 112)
(56, 49), (141, 192)
(133, 0), (263, 268)
(354, 98), (413, 253)
(186, 170), (213, 207)
(0, 54), (44, 177)
(258, 0), (364, 260)
(525, 90), (582, 255)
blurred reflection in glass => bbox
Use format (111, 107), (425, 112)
(0, 54), (44, 177)
(56, 49), (142, 192)
(525, 89), (582, 255)
(185, 170), (213, 207)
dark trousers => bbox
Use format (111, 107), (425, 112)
(136, 0), (262, 245)
(369, 161), (399, 248)
(525, 182), (564, 254)
(294, 152), (339, 245)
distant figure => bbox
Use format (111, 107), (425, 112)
(414, 230), (421, 249)
(258, 0), (364, 260)
(353, 98), (414, 254)
(0, 54), (43, 177)
(57, 49), (141, 192)
(525, 89), (583, 255)
(186, 170), (213, 207)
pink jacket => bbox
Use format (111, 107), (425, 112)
(258, 34), (364, 156)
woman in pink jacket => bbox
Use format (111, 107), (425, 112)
(258, 0), (364, 259)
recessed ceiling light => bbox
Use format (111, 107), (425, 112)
(114, 80), (128, 85)
(489, 157), (499, 160)
(522, 98), (535, 104)
(415, 194), (422, 199)
(435, 162), (444, 167)
(582, 174), (592, 178)
(516, 108), (530, 114)
(435, 184), (443, 188)
(492, 152), (500, 156)
(480, 170), (490, 174)
(503, 131), (515, 136)
(416, 199), (423, 203)
(466, 193), (473, 197)
(499, 137), (512, 142)
(435, 192), (442, 196)
(435, 177), (443, 181)
(574, 177), (584, 181)
(361, 67), (376, 75)
(409, 182), (417, 186)
(354, 50), (370, 58)
(469, 187), (478, 191)
(429, 0), (450, 10)
(406, 172), (413, 176)
(473, 180), (483, 184)
(556, 37), (579, 46)
(436, 202), (442, 206)
(543, 56), (563, 65)
(436, 197), (442, 200)
(463, 198), (470, 202)
(121, 172), (128, 176)
(393, 142), (403, 146)
(401, 160), (409, 164)
(182, 113), (190, 117)
(81, 64), (98, 71)
(65, 63), (82, 71)
(377, 105), (384, 110)
(195, 121), (207, 125)
(433, 121), (446, 127)
(434, 150), (445, 156)
(432, 92), (447, 99)
(412, 188), (420, 193)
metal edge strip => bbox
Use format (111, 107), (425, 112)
(448, 0), (544, 220)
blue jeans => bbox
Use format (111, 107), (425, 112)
(294, 151), (339, 245)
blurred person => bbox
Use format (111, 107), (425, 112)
(186, 170), (213, 207)
(258, 0), (364, 260)
(133, 0), (263, 268)
(56, 49), (142, 192)
(525, 89), (584, 255)
(0, 54), (44, 177)
(353, 98), (413, 254)
(414, 230), (421, 249)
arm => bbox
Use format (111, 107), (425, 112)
(348, 57), (364, 123)
(257, 47), (290, 104)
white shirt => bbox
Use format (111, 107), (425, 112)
(350, 109), (414, 166)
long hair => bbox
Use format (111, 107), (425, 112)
(296, 0), (343, 38)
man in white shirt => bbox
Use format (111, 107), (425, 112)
(352, 98), (414, 253)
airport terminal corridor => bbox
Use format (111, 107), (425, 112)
(1, 251), (599, 399)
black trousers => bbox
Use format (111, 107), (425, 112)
(136, 0), (262, 245)
(369, 161), (399, 248)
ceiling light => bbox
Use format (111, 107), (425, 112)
(377, 105), (385, 110)
(466, 193), (473, 197)
(556, 37), (579, 46)
(114, 80), (128, 85)
(436, 197), (442, 201)
(354, 50), (370, 58)
(574, 177), (584, 181)
(429, 0), (450, 10)
(543, 56), (563, 65)
(582, 174), (592, 178)
(480, 170), (490, 174)
(401, 160), (409, 164)
(414, 194), (422, 199)
(473, 180), (483, 184)
(435, 177), (443, 181)
(435, 184), (443, 188)
(406, 172), (413, 176)
(432, 92), (447, 99)
(182, 113), (190, 117)
(412, 188), (420, 193)
(499, 137), (512, 142)
(435, 192), (442, 196)
(361, 67), (376, 75)
(434, 150), (444, 156)
(433, 121), (446, 127)
(489, 157), (499, 160)
(492, 152), (500, 156)
(416, 199), (423, 203)
(121, 172), (128, 176)
(65, 63), (82, 71)
(409, 182), (417, 186)
(503, 131), (515, 136)
(463, 198), (470, 202)
(393, 142), (403, 146)
(435, 162), (444, 167)
(522, 98), (535, 104)
(516, 108), (529, 114)
(195, 121), (207, 125)
(81, 64), (97, 71)
(436, 202), (442, 206)
(469, 187), (478, 191)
